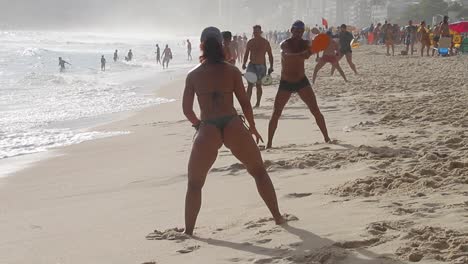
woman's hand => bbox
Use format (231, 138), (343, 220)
(250, 126), (264, 144)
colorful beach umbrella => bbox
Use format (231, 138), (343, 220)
(449, 21), (468, 34)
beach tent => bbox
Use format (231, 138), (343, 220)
(449, 21), (468, 34)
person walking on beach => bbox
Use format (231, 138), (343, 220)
(312, 32), (348, 84)
(405, 20), (417, 55)
(182, 27), (285, 235)
(187, 39), (192, 61)
(242, 25), (274, 108)
(267, 21), (331, 149)
(113, 50), (119, 62)
(419, 21), (431, 57)
(331, 24), (358, 76)
(162, 45), (172, 69)
(101, 55), (106, 71)
(58, 57), (71, 72)
(155, 44), (161, 64)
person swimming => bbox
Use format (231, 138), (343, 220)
(182, 26), (285, 235)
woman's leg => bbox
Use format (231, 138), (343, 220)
(331, 62), (348, 82)
(185, 125), (223, 235)
(312, 60), (326, 84)
(224, 119), (284, 224)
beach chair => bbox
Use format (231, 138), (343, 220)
(438, 37), (451, 56)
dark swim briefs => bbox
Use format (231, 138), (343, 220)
(279, 77), (311, 93)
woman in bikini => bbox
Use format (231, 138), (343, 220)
(182, 27), (285, 236)
(312, 32), (348, 84)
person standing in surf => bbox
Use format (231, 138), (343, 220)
(58, 57), (71, 72)
(242, 25), (274, 108)
(162, 45), (172, 69)
(101, 55), (106, 71)
(267, 20), (330, 149)
(182, 27), (284, 235)
(187, 39), (192, 61)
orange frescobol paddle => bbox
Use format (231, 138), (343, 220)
(310, 33), (330, 54)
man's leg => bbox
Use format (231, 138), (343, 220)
(255, 83), (263, 108)
(297, 86), (330, 142)
(345, 53), (358, 74)
(267, 89), (291, 149)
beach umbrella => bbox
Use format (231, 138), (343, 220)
(449, 21), (468, 34)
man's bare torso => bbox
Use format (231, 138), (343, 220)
(280, 38), (309, 82)
(247, 37), (270, 65)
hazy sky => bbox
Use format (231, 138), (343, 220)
(0, 0), (212, 33)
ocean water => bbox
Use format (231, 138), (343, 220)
(0, 30), (197, 172)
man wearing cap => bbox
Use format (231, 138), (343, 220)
(267, 20), (330, 149)
(242, 25), (274, 108)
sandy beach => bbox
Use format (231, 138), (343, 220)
(1, 45), (467, 264)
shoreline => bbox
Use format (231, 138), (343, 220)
(0, 66), (190, 178)
(1, 45), (467, 264)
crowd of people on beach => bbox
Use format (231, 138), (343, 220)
(361, 15), (458, 56)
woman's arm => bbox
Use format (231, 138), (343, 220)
(182, 74), (200, 127)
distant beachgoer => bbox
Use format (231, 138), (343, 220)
(440, 16), (450, 37)
(385, 24), (395, 56)
(440, 16), (453, 54)
(101, 55), (106, 71)
(419, 21), (431, 57)
(187, 39), (192, 61)
(156, 44), (161, 64)
(113, 50), (118, 62)
(432, 23), (441, 56)
(267, 20), (330, 149)
(312, 32), (348, 84)
(182, 27), (284, 235)
(242, 25), (274, 108)
(126, 49), (133, 61)
(331, 24), (358, 75)
(405, 20), (417, 55)
(222, 31), (237, 64)
(58, 57), (71, 72)
(162, 45), (172, 69)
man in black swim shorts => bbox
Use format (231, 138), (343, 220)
(331, 24), (358, 75)
(267, 20), (330, 149)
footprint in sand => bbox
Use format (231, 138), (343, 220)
(141, 262), (157, 264)
(245, 214), (299, 229)
(255, 238), (272, 244)
(146, 228), (189, 242)
(176, 245), (200, 254)
(285, 193), (312, 199)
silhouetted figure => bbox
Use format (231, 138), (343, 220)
(58, 57), (71, 72)
(162, 45), (172, 69)
(155, 44), (161, 64)
(187, 39), (192, 61)
(101, 55), (106, 71)
(126, 49), (133, 61)
(113, 50), (118, 62)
